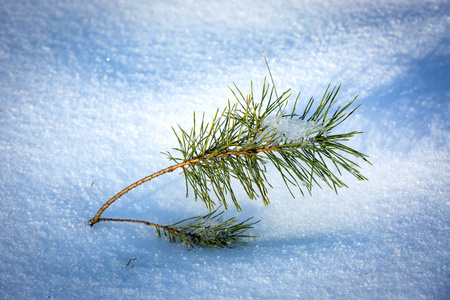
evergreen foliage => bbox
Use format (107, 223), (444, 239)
(164, 81), (369, 212)
(89, 53), (370, 248)
(157, 207), (259, 248)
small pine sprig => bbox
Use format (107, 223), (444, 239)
(156, 207), (259, 248)
(88, 52), (370, 250)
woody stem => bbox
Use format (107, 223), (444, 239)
(89, 146), (276, 226)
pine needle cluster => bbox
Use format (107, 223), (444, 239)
(156, 208), (259, 248)
(164, 81), (369, 212)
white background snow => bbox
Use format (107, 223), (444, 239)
(1, 0), (449, 299)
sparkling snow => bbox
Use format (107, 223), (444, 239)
(262, 116), (322, 144)
(1, 0), (449, 299)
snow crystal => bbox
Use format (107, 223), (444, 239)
(262, 116), (323, 144)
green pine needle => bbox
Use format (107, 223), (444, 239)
(156, 207), (259, 248)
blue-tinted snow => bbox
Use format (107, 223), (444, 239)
(0, 0), (449, 299)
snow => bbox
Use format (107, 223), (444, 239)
(1, 0), (449, 299)
(262, 116), (322, 144)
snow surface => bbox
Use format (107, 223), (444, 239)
(262, 116), (322, 144)
(1, 0), (449, 299)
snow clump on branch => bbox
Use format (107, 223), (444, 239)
(262, 116), (324, 144)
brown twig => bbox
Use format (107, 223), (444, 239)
(95, 217), (201, 241)
(89, 146), (276, 226)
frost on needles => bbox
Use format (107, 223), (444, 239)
(89, 80), (370, 248)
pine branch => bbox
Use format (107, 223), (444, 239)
(89, 72), (370, 248)
(95, 208), (259, 249)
